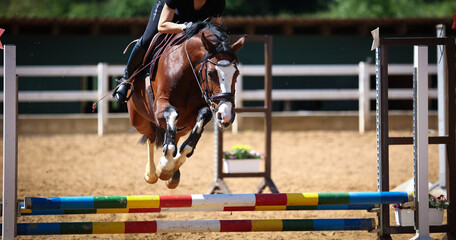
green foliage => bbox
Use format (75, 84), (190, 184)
(0, 0), (71, 18)
(324, 0), (456, 18)
(429, 195), (449, 209)
(0, 0), (158, 18)
(0, 0), (454, 18)
(104, 0), (157, 18)
(420, 0), (456, 17)
(223, 145), (262, 160)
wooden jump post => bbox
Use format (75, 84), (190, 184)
(2, 44), (18, 240)
(372, 28), (456, 240)
(208, 35), (278, 194)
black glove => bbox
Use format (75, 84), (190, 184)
(183, 21), (208, 39)
(183, 22), (193, 32)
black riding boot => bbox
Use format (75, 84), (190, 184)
(114, 42), (147, 102)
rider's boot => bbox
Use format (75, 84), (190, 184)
(113, 42), (147, 102)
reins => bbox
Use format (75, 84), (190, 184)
(92, 34), (186, 111)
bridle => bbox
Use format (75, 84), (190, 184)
(185, 39), (237, 114)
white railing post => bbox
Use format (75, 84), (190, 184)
(436, 24), (447, 188)
(358, 61), (370, 133)
(232, 67), (244, 134)
(3, 44), (18, 240)
(412, 45), (431, 240)
(97, 63), (109, 136)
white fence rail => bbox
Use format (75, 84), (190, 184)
(0, 62), (439, 135)
(237, 63), (438, 132)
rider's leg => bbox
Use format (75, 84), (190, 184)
(114, 1), (163, 102)
(114, 42), (147, 102)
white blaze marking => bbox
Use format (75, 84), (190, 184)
(217, 102), (233, 123)
(215, 60), (236, 124)
(215, 60), (236, 94)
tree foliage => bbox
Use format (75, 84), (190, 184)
(325, 0), (456, 18)
(0, 0), (454, 18)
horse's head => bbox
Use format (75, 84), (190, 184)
(193, 26), (245, 128)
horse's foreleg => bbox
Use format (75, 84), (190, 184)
(144, 139), (158, 184)
(165, 107), (211, 189)
(173, 107), (213, 171)
(156, 105), (178, 181)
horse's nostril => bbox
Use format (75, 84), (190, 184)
(217, 112), (223, 120)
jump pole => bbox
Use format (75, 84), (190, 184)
(24, 192), (409, 210)
(9, 218), (376, 235)
(16, 204), (376, 216)
(2, 44), (18, 240)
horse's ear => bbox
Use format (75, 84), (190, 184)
(230, 36), (245, 53)
(201, 33), (216, 52)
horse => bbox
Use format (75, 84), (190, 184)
(126, 21), (245, 189)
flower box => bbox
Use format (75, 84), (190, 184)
(394, 208), (444, 226)
(222, 145), (262, 173)
(223, 158), (261, 173)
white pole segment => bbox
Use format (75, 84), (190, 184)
(2, 44), (18, 239)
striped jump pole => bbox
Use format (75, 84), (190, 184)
(18, 204), (376, 216)
(11, 218), (376, 235)
(24, 192), (410, 211)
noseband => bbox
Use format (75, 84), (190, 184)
(185, 40), (236, 113)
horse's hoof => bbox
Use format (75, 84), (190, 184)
(156, 166), (173, 181)
(144, 173), (158, 184)
(166, 170), (180, 189)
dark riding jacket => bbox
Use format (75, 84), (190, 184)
(166, 0), (225, 22)
(139, 0), (225, 48)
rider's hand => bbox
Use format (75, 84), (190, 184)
(183, 22), (193, 32)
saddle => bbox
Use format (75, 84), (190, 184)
(143, 32), (186, 82)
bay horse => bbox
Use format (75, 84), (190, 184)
(126, 21), (245, 189)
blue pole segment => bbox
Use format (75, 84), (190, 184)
(316, 204), (375, 210)
(348, 192), (408, 205)
(26, 196), (94, 210)
(17, 223), (61, 235)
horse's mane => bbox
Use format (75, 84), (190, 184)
(184, 21), (228, 41)
(184, 21), (237, 60)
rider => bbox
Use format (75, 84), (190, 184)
(113, 0), (226, 102)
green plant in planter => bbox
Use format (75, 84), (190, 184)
(429, 195), (449, 209)
(223, 145), (262, 160)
